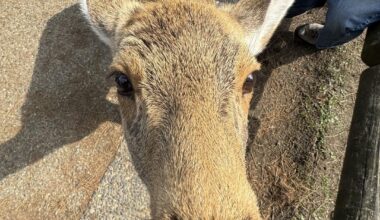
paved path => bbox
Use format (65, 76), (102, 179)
(0, 1), (149, 219)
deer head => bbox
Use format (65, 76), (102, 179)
(80, 0), (293, 218)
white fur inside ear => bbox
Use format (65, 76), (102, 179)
(247, 0), (294, 56)
(79, 0), (112, 46)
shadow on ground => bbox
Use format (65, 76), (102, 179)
(0, 4), (121, 180)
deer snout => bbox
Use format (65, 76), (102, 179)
(168, 214), (258, 220)
(159, 206), (261, 220)
(151, 169), (262, 219)
(145, 106), (262, 220)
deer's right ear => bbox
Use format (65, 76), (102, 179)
(230, 0), (294, 56)
(79, 0), (143, 47)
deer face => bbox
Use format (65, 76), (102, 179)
(81, 0), (293, 219)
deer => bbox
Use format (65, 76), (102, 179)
(80, 0), (294, 219)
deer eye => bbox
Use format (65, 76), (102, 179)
(113, 71), (134, 97)
(242, 73), (255, 95)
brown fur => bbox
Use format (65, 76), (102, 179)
(80, 0), (293, 218)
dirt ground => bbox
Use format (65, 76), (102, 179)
(0, 1), (366, 219)
(247, 9), (365, 220)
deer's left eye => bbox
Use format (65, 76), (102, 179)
(243, 73), (255, 95)
(113, 72), (134, 97)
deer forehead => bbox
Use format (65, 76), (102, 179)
(110, 1), (259, 93)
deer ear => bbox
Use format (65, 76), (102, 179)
(230, 0), (294, 56)
(79, 0), (143, 47)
